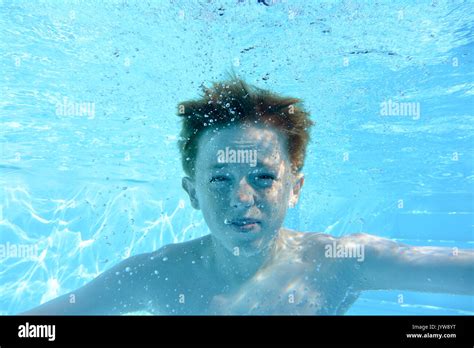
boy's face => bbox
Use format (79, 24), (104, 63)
(182, 124), (304, 257)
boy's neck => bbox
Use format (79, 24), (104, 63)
(208, 232), (281, 287)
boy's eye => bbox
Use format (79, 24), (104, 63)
(210, 175), (229, 183)
(255, 174), (276, 182)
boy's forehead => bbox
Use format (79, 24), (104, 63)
(197, 125), (289, 165)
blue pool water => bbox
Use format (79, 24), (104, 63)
(0, 0), (473, 315)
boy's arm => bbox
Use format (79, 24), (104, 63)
(351, 233), (474, 295)
(19, 253), (151, 315)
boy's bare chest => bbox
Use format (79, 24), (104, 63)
(144, 259), (360, 315)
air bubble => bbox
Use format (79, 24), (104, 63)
(162, 257), (168, 261)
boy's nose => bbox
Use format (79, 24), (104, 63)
(230, 178), (255, 208)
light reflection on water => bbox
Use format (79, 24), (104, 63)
(1, 0), (473, 314)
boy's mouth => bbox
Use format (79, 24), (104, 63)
(224, 218), (261, 231)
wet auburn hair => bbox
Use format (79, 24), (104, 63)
(177, 77), (314, 177)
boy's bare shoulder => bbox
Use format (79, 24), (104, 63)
(293, 231), (375, 260)
(126, 235), (212, 285)
(284, 229), (336, 247)
(111, 238), (200, 276)
(300, 232), (398, 262)
(302, 231), (376, 245)
(148, 235), (209, 262)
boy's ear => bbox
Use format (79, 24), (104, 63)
(289, 173), (305, 208)
(182, 177), (200, 210)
